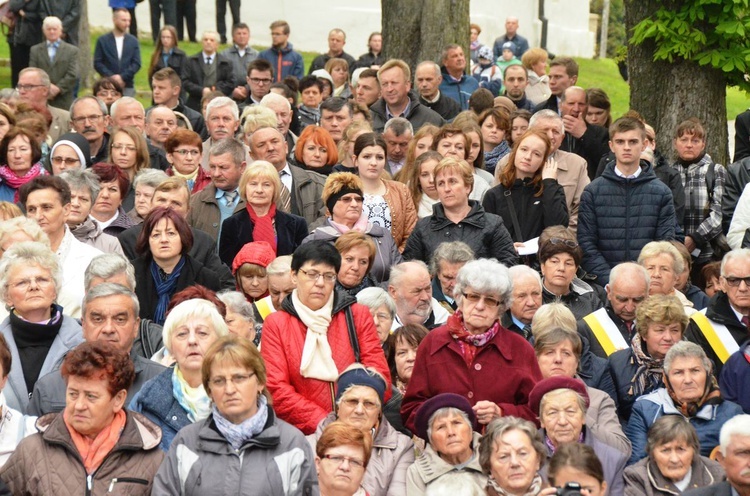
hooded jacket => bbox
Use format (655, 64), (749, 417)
(406, 432), (486, 495)
(258, 43), (305, 81)
(438, 67), (480, 110)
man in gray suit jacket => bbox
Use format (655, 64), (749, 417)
(29, 16), (79, 111)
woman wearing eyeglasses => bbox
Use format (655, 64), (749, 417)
(316, 422), (373, 496)
(260, 241), (391, 435)
(90, 162), (137, 236)
(538, 226), (603, 320)
(401, 258), (544, 435)
(107, 126), (150, 212)
(46, 133), (91, 175)
(164, 129), (210, 194)
(152, 335), (317, 495)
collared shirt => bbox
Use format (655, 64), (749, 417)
(386, 100), (411, 121)
(387, 159), (405, 176)
(614, 165), (642, 179)
(279, 163), (293, 191)
(95, 211), (119, 231)
(47, 40), (60, 61)
(422, 91), (441, 104)
(729, 302), (747, 325)
(235, 45), (246, 58)
(161, 48), (173, 69)
(511, 314), (527, 331)
(202, 52), (215, 64)
(215, 187), (239, 243)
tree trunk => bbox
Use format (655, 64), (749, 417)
(624, 0), (728, 165)
(78, 0), (93, 90)
(381, 0), (469, 73)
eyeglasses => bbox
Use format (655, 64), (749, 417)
(50, 156), (80, 166)
(340, 398), (380, 411)
(11, 276), (54, 291)
(15, 84), (44, 92)
(249, 77), (273, 85)
(548, 238), (578, 249)
(209, 373), (255, 389)
(321, 454), (365, 469)
(337, 195), (364, 205)
(172, 149), (200, 157)
(462, 292), (501, 308)
(298, 268), (337, 283)
(71, 114), (105, 125)
(111, 143), (136, 152)
(723, 276), (750, 287)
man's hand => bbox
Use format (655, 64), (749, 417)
(202, 87), (212, 97)
(562, 113), (587, 139)
(685, 236), (696, 253)
(48, 84), (61, 99)
(231, 86), (248, 100)
(111, 75), (126, 89)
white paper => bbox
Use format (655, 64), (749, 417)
(516, 237), (539, 256)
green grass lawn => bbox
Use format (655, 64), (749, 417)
(0, 33), (746, 119)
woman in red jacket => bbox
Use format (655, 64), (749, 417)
(260, 241), (391, 435)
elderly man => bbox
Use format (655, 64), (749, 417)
(29, 16), (79, 111)
(503, 265), (543, 341)
(429, 241), (475, 314)
(259, 92), (298, 158)
(20, 176), (103, 318)
(199, 97), (252, 170)
(382, 118), (413, 176)
(16, 67), (70, 142)
(685, 249), (750, 376)
(308, 28), (356, 74)
(26, 283), (166, 416)
(438, 44), (479, 111)
(370, 59), (444, 132)
(151, 67), (207, 139)
(110, 96), (171, 171)
(354, 68), (381, 107)
(493, 16), (530, 60)
(251, 255), (296, 325)
(93, 9), (141, 97)
(558, 86), (610, 180)
(416, 61), (460, 122)
(70, 95), (110, 165)
(578, 262), (650, 358)
(182, 31), (235, 111)
(388, 261), (450, 330)
(248, 126), (326, 226)
(681, 415), (750, 496)
(145, 106), (178, 152)
(503, 65), (534, 112)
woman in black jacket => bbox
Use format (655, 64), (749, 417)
(483, 129), (569, 246)
(148, 26), (188, 85)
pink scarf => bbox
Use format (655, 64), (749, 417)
(329, 213), (369, 233)
(0, 163), (45, 202)
(448, 310), (501, 366)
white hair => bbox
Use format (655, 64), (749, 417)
(720, 414), (750, 456)
(205, 96), (239, 121)
(356, 287), (397, 318)
(508, 264), (542, 289)
(259, 92), (291, 111)
(162, 299), (229, 353)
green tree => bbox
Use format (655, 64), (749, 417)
(591, 0), (626, 59)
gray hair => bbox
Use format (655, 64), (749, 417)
(59, 169), (101, 203)
(145, 105), (177, 124)
(0, 216), (49, 248)
(508, 264), (542, 289)
(721, 248), (750, 276)
(479, 416), (546, 474)
(646, 415), (700, 457)
(383, 117), (413, 137)
(259, 92), (291, 111)
(429, 241), (475, 276)
(0, 242), (62, 303)
(539, 388), (588, 420)
(82, 282), (140, 318)
(70, 95), (108, 118)
(42, 16), (62, 29)
(388, 260), (429, 288)
(208, 137), (245, 166)
(424, 472), (486, 496)
(638, 241), (684, 275)
(110, 96), (144, 122)
(663, 341), (712, 375)
(84, 253), (136, 292)
(453, 259), (513, 313)
(356, 287), (397, 318)
(217, 290), (255, 323)
(529, 109), (564, 133)
(133, 168), (169, 190)
(561, 86), (587, 104)
(206, 96), (239, 121)
(416, 61), (441, 78)
(19, 67), (50, 87)
(608, 262), (650, 290)
(719, 414), (750, 456)
(162, 299), (229, 353)
(267, 255), (292, 276)
(427, 407), (472, 444)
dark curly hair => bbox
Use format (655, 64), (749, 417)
(61, 341), (135, 396)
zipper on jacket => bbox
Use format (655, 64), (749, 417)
(86, 474), (93, 496)
(108, 477), (148, 492)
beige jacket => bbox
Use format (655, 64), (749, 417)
(586, 385), (631, 457)
(382, 179), (418, 252)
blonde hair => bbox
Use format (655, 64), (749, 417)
(239, 160), (281, 204)
(638, 241), (685, 275)
(432, 157), (474, 190)
(635, 294), (688, 338)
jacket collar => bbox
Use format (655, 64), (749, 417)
(429, 200), (485, 230)
(601, 159), (658, 184)
(428, 324), (516, 362)
(412, 431), (484, 484)
(280, 288), (356, 317)
(706, 291), (746, 328)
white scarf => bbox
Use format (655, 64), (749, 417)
(293, 289), (338, 381)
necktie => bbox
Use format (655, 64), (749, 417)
(742, 315), (750, 330)
(278, 171), (292, 213)
(625, 321), (635, 338)
(48, 42), (57, 63)
(522, 324), (532, 340)
(224, 190), (237, 208)
(206, 56), (212, 65)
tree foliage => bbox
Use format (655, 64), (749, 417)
(590, 0), (626, 59)
(630, 0), (750, 91)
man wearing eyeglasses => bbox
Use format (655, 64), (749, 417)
(237, 59), (274, 110)
(16, 67), (71, 143)
(685, 249), (750, 376)
(182, 31), (235, 112)
(69, 95), (110, 165)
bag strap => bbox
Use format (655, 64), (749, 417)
(345, 305), (361, 363)
(503, 189), (524, 242)
(706, 159), (716, 203)
(139, 320), (155, 358)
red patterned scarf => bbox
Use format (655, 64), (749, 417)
(447, 310), (500, 366)
(0, 163), (45, 202)
(247, 202), (277, 252)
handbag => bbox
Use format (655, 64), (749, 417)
(0, 1), (15, 36)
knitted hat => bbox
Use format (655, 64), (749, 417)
(477, 46), (494, 61)
(335, 367), (387, 405)
(502, 41), (517, 53)
(493, 96), (517, 114)
(528, 376), (590, 417)
(231, 241), (276, 275)
(50, 133), (91, 169)
(414, 393), (478, 441)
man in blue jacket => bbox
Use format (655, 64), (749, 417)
(438, 44), (479, 111)
(93, 9), (141, 97)
(258, 20), (304, 82)
(577, 117), (676, 285)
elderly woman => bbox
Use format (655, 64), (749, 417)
(387, 324), (428, 396)
(303, 172), (402, 284)
(404, 151), (443, 218)
(534, 325), (629, 455)
(0, 341), (164, 494)
(58, 169), (125, 255)
(219, 161), (308, 266)
(401, 259), (542, 432)
(479, 108), (512, 175)
(0, 127), (46, 202)
(625, 341), (743, 464)
(91, 162), (137, 236)
(152, 335), (316, 495)
(408, 393), (486, 494)
(107, 126), (150, 211)
(229, 240), (275, 303)
(608, 294), (688, 424)
(260, 241), (391, 435)
(520, 48), (550, 107)
(133, 207), (222, 325)
(403, 158), (518, 267)
(217, 290), (258, 344)
(539, 443), (608, 496)
(478, 416), (547, 496)
(538, 226), (603, 320)
(483, 130), (568, 246)
(334, 231), (378, 297)
(129, 168), (169, 223)
(355, 133), (417, 252)
(165, 128), (210, 194)
(316, 421), (373, 496)
(529, 376), (628, 495)
(130, 299), (229, 451)
(47, 132), (91, 174)
(357, 287), (397, 347)
(638, 241), (696, 312)
(623, 415), (725, 495)
(309, 366), (415, 496)
(0, 242), (83, 413)
(294, 125), (339, 175)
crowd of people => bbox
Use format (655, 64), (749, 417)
(1, 4), (750, 496)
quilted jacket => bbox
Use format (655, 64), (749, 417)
(577, 161), (677, 285)
(0, 411), (164, 495)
